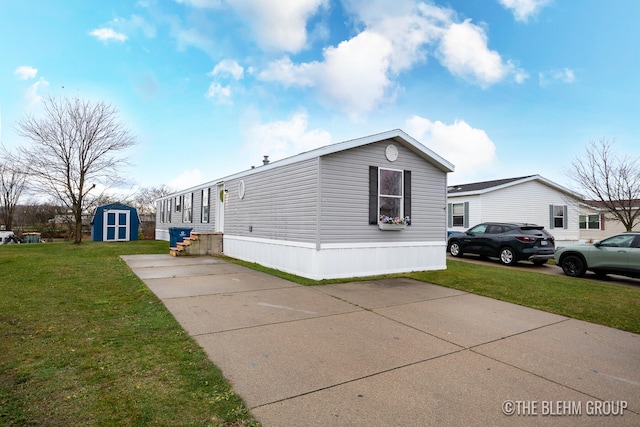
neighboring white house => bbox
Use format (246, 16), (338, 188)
(446, 175), (581, 246)
(156, 129), (455, 280)
(579, 200), (640, 242)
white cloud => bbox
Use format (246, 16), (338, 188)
(174, 0), (223, 8)
(316, 31), (395, 118)
(437, 20), (525, 88)
(258, 57), (317, 87)
(89, 28), (128, 42)
(205, 82), (232, 104)
(499, 0), (551, 23)
(241, 111), (332, 162)
(169, 169), (204, 191)
(258, 1), (525, 117)
(210, 59), (244, 80)
(539, 68), (575, 87)
(259, 31), (397, 118)
(405, 115), (498, 183)
(14, 66), (38, 80)
(25, 77), (50, 107)
(225, 0), (327, 53)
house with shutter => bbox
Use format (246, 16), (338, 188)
(155, 129), (454, 280)
(446, 175), (581, 245)
(579, 199), (640, 241)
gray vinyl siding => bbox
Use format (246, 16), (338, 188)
(157, 187), (218, 232)
(320, 140), (447, 243)
(223, 158), (319, 243)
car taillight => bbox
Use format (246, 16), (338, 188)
(515, 236), (535, 242)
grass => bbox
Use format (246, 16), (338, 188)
(226, 256), (640, 334)
(2, 242), (639, 425)
(0, 241), (258, 427)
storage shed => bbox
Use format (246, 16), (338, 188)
(156, 129), (455, 279)
(91, 202), (140, 242)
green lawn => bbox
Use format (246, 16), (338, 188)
(2, 241), (639, 426)
(0, 241), (258, 426)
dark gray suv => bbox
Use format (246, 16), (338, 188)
(448, 222), (556, 265)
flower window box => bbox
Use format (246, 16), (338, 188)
(378, 215), (410, 231)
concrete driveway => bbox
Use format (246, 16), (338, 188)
(122, 254), (640, 426)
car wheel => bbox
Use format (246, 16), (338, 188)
(532, 259), (547, 266)
(561, 255), (586, 277)
(499, 247), (517, 266)
(448, 241), (463, 257)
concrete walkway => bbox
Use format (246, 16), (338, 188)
(122, 254), (640, 426)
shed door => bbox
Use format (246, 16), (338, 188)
(103, 210), (130, 241)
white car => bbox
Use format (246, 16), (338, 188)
(0, 231), (21, 244)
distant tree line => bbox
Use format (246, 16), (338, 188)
(2, 96), (638, 242)
(1, 96), (172, 242)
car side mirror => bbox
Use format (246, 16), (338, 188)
(593, 241), (602, 247)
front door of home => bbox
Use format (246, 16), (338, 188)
(215, 183), (225, 232)
(104, 210), (130, 241)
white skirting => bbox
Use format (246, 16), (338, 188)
(223, 235), (447, 280)
(156, 228), (170, 241)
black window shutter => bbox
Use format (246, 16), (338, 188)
(369, 166), (378, 224)
(404, 170), (411, 225)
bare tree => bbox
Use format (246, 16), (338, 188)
(130, 184), (174, 215)
(7, 96), (136, 243)
(567, 138), (640, 231)
(0, 158), (28, 230)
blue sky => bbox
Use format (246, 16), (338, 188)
(1, 0), (639, 194)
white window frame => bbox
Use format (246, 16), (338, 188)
(579, 214), (601, 230)
(378, 167), (404, 219)
(451, 203), (465, 227)
(183, 193), (192, 223)
(552, 205), (566, 228)
(202, 188), (210, 223)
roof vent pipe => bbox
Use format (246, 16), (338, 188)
(263, 155), (270, 165)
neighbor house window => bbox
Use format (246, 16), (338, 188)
(550, 205), (567, 229)
(166, 199), (171, 222)
(379, 168), (404, 218)
(202, 188), (210, 223)
(183, 193), (192, 223)
(447, 202), (469, 228)
(579, 214), (601, 230)
(451, 203), (465, 227)
(175, 196), (181, 212)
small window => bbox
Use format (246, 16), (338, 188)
(183, 193), (192, 223)
(452, 203), (465, 227)
(160, 200), (165, 223)
(175, 196), (181, 212)
(579, 214), (600, 230)
(551, 205), (566, 229)
(379, 168), (403, 219)
(202, 188), (210, 223)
